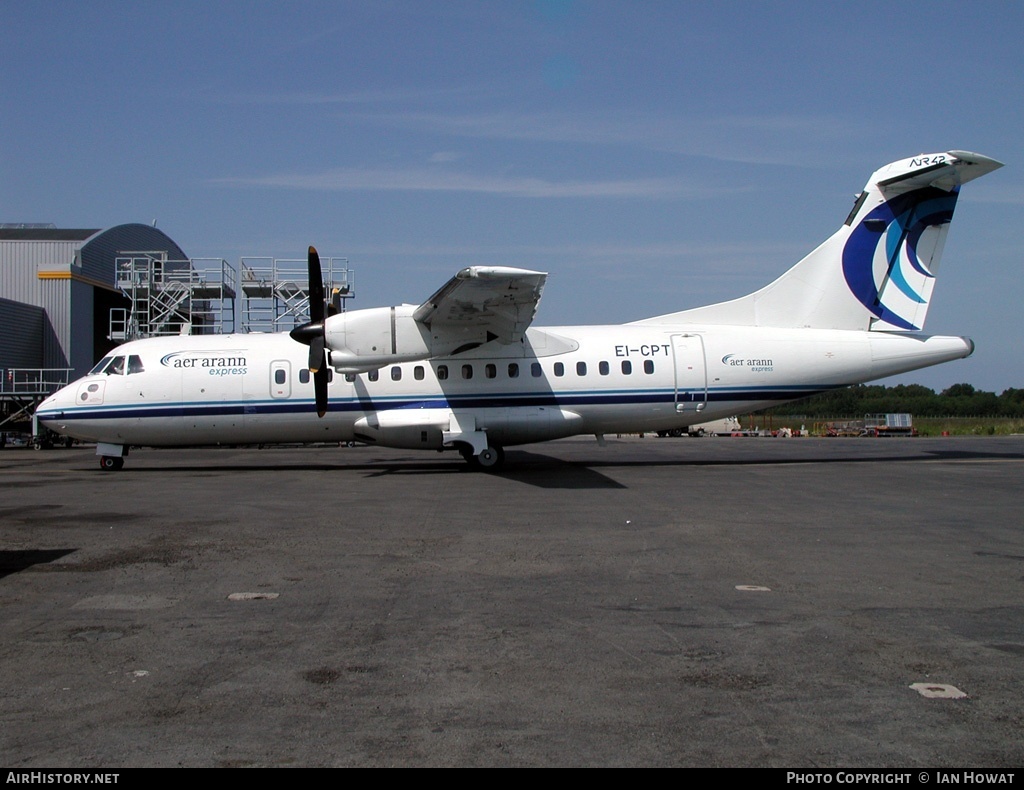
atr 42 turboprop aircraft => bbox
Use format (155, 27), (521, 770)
(37, 150), (1002, 470)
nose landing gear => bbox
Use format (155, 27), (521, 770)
(96, 442), (127, 471)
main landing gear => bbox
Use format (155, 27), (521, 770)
(474, 445), (505, 470)
(457, 443), (505, 471)
(99, 456), (124, 471)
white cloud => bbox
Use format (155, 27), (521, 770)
(343, 109), (871, 166)
(211, 166), (712, 199)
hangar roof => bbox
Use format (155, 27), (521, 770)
(0, 228), (100, 241)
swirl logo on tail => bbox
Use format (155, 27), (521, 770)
(842, 186), (958, 330)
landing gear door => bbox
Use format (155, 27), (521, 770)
(672, 334), (708, 412)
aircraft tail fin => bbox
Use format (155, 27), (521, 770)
(636, 150), (1002, 331)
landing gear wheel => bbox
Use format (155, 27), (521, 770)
(474, 445), (505, 471)
(99, 456), (124, 471)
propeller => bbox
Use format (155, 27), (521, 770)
(289, 246), (329, 417)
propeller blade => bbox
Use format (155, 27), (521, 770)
(287, 245), (330, 419)
(314, 366), (329, 418)
(308, 246), (325, 325)
(308, 334), (325, 372)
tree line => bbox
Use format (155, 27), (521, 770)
(761, 383), (1024, 418)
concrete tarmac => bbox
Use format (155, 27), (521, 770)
(1, 436), (1022, 767)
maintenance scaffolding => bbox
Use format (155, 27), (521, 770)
(239, 256), (353, 334)
(109, 252), (353, 341)
(110, 252), (238, 341)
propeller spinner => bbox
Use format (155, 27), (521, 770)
(289, 246), (330, 417)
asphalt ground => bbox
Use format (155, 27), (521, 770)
(1, 436), (1022, 768)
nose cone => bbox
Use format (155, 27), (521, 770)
(35, 381), (80, 427)
(34, 379), (103, 443)
(36, 389), (66, 424)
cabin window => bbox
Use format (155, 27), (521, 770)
(531, 362), (542, 378)
(621, 360), (632, 375)
(303, 368), (333, 383)
(89, 357), (113, 375)
(391, 366), (402, 381)
(508, 363), (519, 378)
(644, 360), (655, 374)
(599, 361), (609, 376)
(554, 362), (564, 377)
(485, 363), (496, 379)
(462, 364), (473, 380)
(274, 369), (286, 385)
(128, 355), (145, 374)
(576, 361), (587, 376)
(368, 370), (379, 382)
(345, 373), (356, 383)
(414, 366), (425, 381)
(437, 365), (448, 380)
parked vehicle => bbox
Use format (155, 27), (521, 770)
(657, 416), (742, 437)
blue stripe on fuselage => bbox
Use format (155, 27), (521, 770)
(37, 385), (832, 422)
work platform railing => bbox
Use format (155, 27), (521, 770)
(1, 368), (73, 395)
(1, 368), (74, 431)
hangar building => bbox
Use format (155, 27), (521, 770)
(2, 223), (349, 434)
(0, 223), (192, 376)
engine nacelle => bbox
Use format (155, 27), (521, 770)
(324, 304), (432, 373)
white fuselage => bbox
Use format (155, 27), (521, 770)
(36, 323), (972, 451)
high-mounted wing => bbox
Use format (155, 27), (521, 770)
(413, 266), (547, 345)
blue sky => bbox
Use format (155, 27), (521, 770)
(3, 1), (1021, 392)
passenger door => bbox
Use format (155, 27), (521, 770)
(671, 334), (708, 412)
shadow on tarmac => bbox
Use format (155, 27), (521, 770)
(66, 443), (1024, 490)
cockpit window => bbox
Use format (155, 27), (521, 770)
(89, 357), (113, 375)
(128, 355), (145, 374)
(103, 356), (125, 375)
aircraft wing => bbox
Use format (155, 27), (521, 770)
(413, 266), (547, 345)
